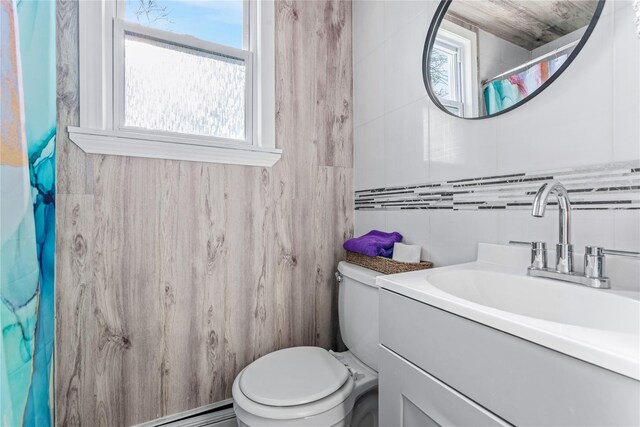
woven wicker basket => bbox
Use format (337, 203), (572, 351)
(345, 251), (433, 275)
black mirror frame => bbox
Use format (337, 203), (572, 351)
(422, 0), (606, 120)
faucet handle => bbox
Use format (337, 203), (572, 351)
(509, 241), (548, 269)
(509, 240), (533, 246)
(600, 248), (640, 258)
(584, 245), (640, 279)
(583, 246), (639, 283)
(584, 246), (606, 279)
(584, 246), (640, 259)
(530, 241), (547, 269)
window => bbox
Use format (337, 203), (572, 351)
(431, 39), (465, 115)
(123, 0), (245, 48)
(70, 0), (280, 167)
(429, 22), (478, 118)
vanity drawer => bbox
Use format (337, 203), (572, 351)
(379, 345), (509, 427)
(380, 289), (640, 427)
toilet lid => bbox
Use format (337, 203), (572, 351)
(239, 347), (350, 407)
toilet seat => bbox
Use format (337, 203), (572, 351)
(233, 347), (355, 421)
(233, 348), (377, 426)
(239, 346), (350, 407)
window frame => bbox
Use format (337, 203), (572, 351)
(69, 0), (280, 167)
(434, 22), (479, 118)
(113, 18), (254, 147)
(432, 39), (465, 115)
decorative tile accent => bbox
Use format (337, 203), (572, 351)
(355, 161), (640, 211)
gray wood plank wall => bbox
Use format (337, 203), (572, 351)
(55, 1), (353, 425)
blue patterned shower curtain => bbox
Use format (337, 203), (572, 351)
(1, 0), (56, 425)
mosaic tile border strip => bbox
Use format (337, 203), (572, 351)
(355, 160), (640, 211)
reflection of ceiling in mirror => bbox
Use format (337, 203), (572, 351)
(445, 0), (600, 50)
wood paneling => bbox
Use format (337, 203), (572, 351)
(448, 0), (600, 50)
(55, 1), (353, 425)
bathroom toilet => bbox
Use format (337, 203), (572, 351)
(232, 261), (380, 426)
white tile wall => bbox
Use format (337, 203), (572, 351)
(429, 104), (497, 181)
(353, 0), (640, 266)
(383, 18), (432, 114)
(614, 210), (640, 251)
(612, 1), (640, 161)
(353, 0), (385, 63)
(353, 46), (385, 127)
(384, 97), (430, 186)
(354, 210), (387, 237)
(496, 210), (557, 248)
(382, 0), (434, 39)
(354, 117), (386, 190)
(354, 209), (628, 267)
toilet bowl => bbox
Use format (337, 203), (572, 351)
(232, 262), (381, 427)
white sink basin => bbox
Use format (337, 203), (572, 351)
(427, 269), (639, 335)
(378, 243), (640, 380)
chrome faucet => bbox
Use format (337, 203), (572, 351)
(531, 180), (573, 273)
(520, 180), (640, 289)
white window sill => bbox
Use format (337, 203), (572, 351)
(67, 127), (282, 167)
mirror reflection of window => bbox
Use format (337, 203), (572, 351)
(431, 41), (462, 114)
(429, 20), (478, 118)
(425, 0), (602, 119)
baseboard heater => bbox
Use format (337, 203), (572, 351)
(135, 399), (236, 427)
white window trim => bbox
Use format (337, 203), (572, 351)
(70, 0), (280, 167)
(437, 21), (479, 118)
(433, 39), (465, 115)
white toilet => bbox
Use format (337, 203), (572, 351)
(232, 261), (380, 427)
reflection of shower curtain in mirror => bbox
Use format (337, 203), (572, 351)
(484, 54), (569, 115)
(1, 0), (56, 425)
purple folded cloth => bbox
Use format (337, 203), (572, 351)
(343, 230), (403, 258)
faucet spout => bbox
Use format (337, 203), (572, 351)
(531, 180), (573, 273)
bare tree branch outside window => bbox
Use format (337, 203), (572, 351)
(129, 0), (173, 24)
(429, 50), (449, 98)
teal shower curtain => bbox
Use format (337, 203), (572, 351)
(483, 53), (569, 115)
(1, 1), (56, 425)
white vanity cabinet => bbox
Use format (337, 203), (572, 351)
(379, 345), (509, 426)
(379, 288), (640, 427)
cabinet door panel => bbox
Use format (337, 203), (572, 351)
(379, 345), (509, 427)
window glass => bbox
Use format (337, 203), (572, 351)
(430, 47), (453, 101)
(123, 32), (246, 140)
(124, 0), (244, 49)
(430, 40), (463, 103)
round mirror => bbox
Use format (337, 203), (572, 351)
(423, 0), (605, 119)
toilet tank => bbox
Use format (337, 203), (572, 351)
(337, 261), (380, 372)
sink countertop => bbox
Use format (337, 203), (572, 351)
(377, 243), (640, 381)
